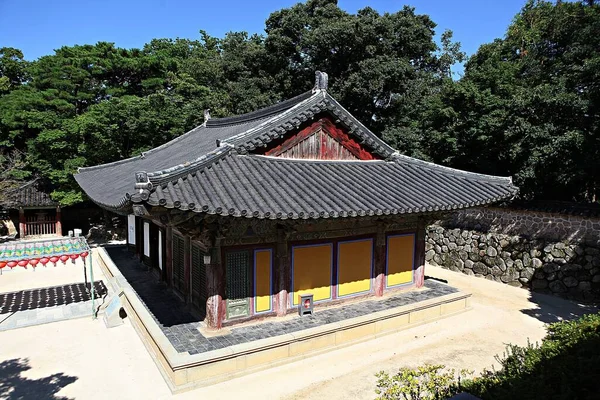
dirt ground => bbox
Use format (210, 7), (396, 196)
(0, 265), (596, 400)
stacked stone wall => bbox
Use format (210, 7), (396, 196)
(427, 207), (600, 300)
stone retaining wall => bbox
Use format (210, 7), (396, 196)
(426, 225), (600, 300)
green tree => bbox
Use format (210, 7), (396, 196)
(264, 0), (464, 135)
(426, 0), (600, 202)
(0, 47), (29, 94)
(0, 0), (463, 205)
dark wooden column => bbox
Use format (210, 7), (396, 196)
(273, 227), (290, 316)
(373, 222), (386, 296)
(414, 217), (426, 288)
(18, 208), (26, 238)
(184, 235), (191, 303)
(205, 237), (226, 329)
(165, 226), (173, 288)
(55, 206), (62, 236)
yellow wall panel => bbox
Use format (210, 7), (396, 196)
(254, 249), (272, 313)
(292, 244), (332, 305)
(386, 235), (415, 287)
(338, 239), (372, 297)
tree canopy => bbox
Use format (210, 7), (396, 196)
(423, 0), (600, 201)
(0, 0), (599, 205)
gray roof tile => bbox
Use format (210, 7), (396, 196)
(4, 179), (57, 208)
(144, 154), (517, 219)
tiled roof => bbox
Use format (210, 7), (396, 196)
(5, 179), (57, 208)
(75, 86), (519, 216)
(135, 154), (518, 219)
(75, 92), (314, 211)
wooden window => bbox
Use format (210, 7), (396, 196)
(191, 244), (207, 318)
(172, 234), (185, 294)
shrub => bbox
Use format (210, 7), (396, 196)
(464, 313), (600, 400)
(376, 313), (600, 400)
(375, 364), (471, 400)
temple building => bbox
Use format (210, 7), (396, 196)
(1, 179), (62, 239)
(75, 72), (517, 329)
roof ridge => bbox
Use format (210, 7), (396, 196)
(77, 91), (315, 174)
(206, 91), (314, 127)
(224, 91), (325, 146)
(13, 178), (39, 191)
(323, 93), (397, 156)
(145, 144), (234, 185)
(391, 152), (515, 184)
(248, 154), (387, 164)
(77, 125), (206, 173)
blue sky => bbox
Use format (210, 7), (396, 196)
(0, 0), (526, 75)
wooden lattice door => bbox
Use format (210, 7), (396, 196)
(191, 244), (207, 318)
(172, 234), (185, 294)
(225, 250), (250, 319)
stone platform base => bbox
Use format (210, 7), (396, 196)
(95, 247), (471, 393)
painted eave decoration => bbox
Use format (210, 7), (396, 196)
(0, 236), (90, 269)
(74, 71), (519, 218)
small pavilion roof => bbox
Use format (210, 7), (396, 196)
(75, 78), (518, 217)
(4, 179), (58, 209)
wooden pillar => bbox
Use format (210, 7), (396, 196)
(55, 206), (62, 236)
(205, 237), (226, 330)
(373, 222), (386, 296)
(18, 208), (26, 238)
(274, 227), (290, 316)
(165, 226), (173, 288)
(414, 217), (426, 288)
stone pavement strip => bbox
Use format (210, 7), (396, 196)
(0, 281), (109, 331)
(106, 246), (458, 355)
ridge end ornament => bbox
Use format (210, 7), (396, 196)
(134, 171), (153, 193)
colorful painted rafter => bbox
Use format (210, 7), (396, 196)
(0, 236), (90, 269)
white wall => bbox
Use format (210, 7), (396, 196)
(158, 230), (163, 270)
(127, 215), (136, 245)
(143, 222), (150, 257)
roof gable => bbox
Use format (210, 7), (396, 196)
(224, 91), (396, 160)
(260, 116), (379, 161)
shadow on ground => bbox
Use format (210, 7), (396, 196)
(425, 275), (448, 284)
(105, 246), (201, 327)
(0, 358), (77, 400)
(520, 290), (598, 323)
(0, 282), (107, 315)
